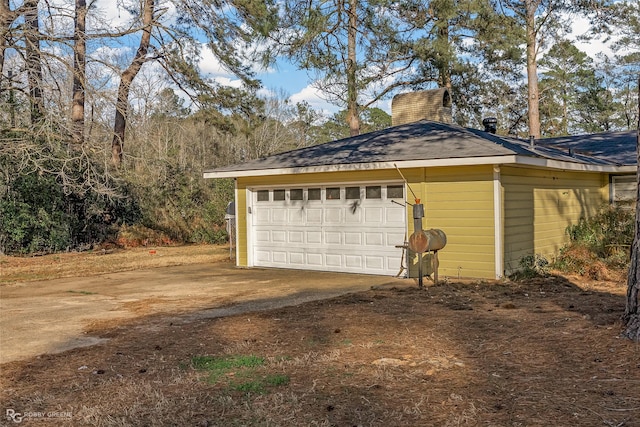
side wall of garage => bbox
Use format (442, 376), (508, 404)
(502, 166), (608, 275)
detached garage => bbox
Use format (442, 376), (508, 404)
(204, 90), (637, 280)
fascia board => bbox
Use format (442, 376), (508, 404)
(203, 156), (520, 178)
(203, 155), (636, 179)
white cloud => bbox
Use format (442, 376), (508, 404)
(289, 85), (340, 116)
(568, 15), (616, 60)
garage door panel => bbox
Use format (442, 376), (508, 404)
(326, 254), (342, 267)
(345, 209), (362, 223)
(288, 209), (304, 224)
(344, 232), (362, 245)
(345, 255), (363, 268)
(251, 184), (405, 275)
(307, 231), (322, 244)
(272, 208), (287, 223)
(364, 207), (383, 223)
(365, 256), (385, 270)
(288, 231), (304, 243)
(289, 252), (305, 264)
(325, 208), (342, 223)
(255, 209), (270, 224)
(307, 253), (324, 265)
(386, 207), (405, 224)
(365, 232), (384, 246)
(272, 230), (286, 242)
(325, 231), (341, 244)
(255, 250), (271, 262)
(272, 252), (287, 263)
(255, 230), (271, 242)
(307, 209), (323, 223)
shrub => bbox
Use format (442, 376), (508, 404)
(510, 254), (550, 280)
(553, 205), (633, 278)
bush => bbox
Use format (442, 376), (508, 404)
(510, 254), (550, 280)
(553, 205), (633, 278)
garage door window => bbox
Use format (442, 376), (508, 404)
(308, 188), (321, 200)
(366, 186), (381, 199)
(273, 189), (286, 201)
(326, 187), (341, 200)
(257, 190), (269, 201)
(290, 189), (303, 200)
(346, 186), (360, 199)
(387, 185), (404, 199)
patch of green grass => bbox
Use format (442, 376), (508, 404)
(191, 354), (264, 383)
(67, 290), (97, 295)
(231, 374), (290, 394)
(265, 374), (290, 386)
(190, 355), (289, 394)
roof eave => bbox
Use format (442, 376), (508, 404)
(203, 155), (520, 179)
(203, 155), (636, 179)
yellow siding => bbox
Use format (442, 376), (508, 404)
(404, 166), (496, 279)
(236, 166), (497, 279)
(236, 186), (248, 266)
(502, 167), (607, 274)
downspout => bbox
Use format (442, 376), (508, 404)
(493, 165), (504, 279)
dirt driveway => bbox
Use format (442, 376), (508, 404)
(0, 262), (405, 364)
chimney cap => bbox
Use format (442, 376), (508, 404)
(482, 117), (497, 134)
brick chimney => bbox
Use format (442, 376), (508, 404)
(391, 88), (452, 126)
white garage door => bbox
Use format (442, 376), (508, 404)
(249, 183), (407, 275)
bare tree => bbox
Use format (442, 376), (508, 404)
(111, 0), (155, 167)
(24, 0), (43, 124)
(72, 0), (86, 144)
(0, 0), (15, 77)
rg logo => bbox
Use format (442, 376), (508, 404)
(5, 409), (23, 423)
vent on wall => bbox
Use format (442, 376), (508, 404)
(391, 88), (453, 126)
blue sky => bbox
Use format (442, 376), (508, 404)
(89, 1), (621, 119)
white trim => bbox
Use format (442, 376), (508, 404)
(203, 155), (635, 179)
(248, 179), (405, 190)
(512, 155), (636, 173)
(234, 181), (241, 265)
(204, 156), (519, 178)
(245, 185), (254, 267)
(493, 165), (504, 280)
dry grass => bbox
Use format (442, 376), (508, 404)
(1, 250), (638, 426)
(0, 245), (229, 284)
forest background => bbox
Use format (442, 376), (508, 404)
(0, 0), (638, 256)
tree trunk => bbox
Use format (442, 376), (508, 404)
(112, 0), (154, 167)
(622, 77), (640, 342)
(24, 0), (44, 125)
(345, 0), (360, 137)
(72, 0), (86, 145)
(525, 0), (541, 139)
(0, 0), (12, 77)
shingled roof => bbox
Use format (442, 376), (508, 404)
(204, 120), (637, 178)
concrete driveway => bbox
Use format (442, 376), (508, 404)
(0, 263), (406, 364)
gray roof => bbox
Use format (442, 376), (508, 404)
(204, 120), (637, 176)
(536, 130), (638, 166)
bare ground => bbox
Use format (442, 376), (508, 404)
(1, 246), (639, 426)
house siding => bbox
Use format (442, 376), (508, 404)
(235, 166), (497, 279)
(502, 166), (607, 274)
(403, 165), (496, 279)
